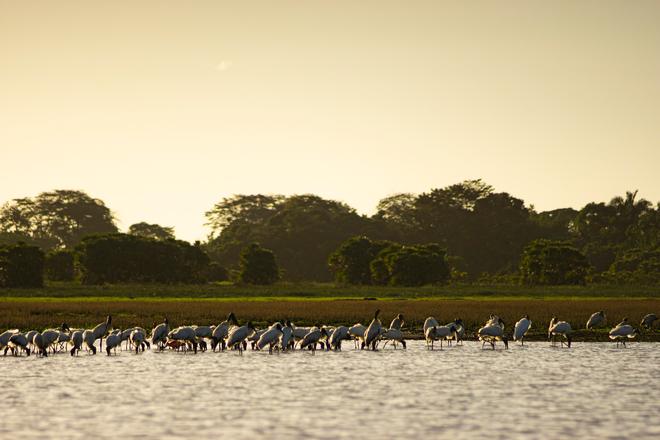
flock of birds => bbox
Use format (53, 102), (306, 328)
(0, 310), (657, 358)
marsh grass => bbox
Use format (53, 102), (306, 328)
(2, 298), (658, 341)
(1, 281), (658, 299)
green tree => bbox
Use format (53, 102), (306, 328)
(204, 262), (229, 282)
(205, 194), (370, 281)
(128, 222), (175, 240)
(45, 249), (76, 281)
(0, 242), (45, 288)
(520, 239), (590, 285)
(0, 190), (117, 250)
(370, 243), (450, 287)
(328, 236), (392, 284)
(77, 234), (210, 284)
(238, 243), (279, 285)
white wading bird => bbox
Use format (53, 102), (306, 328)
(211, 313), (236, 351)
(328, 325), (351, 350)
(477, 323), (508, 350)
(445, 319), (465, 345)
(0, 329), (18, 355)
(168, 326), (199, 354)
(423, 317), (440, 335)
(513, 315), (532, 346)
(151, 317), (170, 351)
(609, 324), (639, 348)
(586, 311), (606, 330)
(33, 333), (48, 357)
(69, 329), (84, 356)
(105, 331), (122, 356)
(92, 316), (113, 353)
(348, 323), (366, 349)
(426, 324), (458, 350)
(8, 333), (31, 356)
(299, 327), (328, 354)
(256, 323), (283, 354)
(130, 328), (150, 353)
(82, 330), (97, 354)
(363, 310), (384, 351)
(640, 313), (657, 330)
(280, 320), (295, 351)
(226, 322), (255, 355)
(548, 317), (572, 348)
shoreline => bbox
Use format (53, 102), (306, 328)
(2, 297), (658, 341)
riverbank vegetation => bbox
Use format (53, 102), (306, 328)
(1, 182), (660, 289)
(1, 297), (658, 341)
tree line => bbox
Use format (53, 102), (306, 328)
(1, 182), (659, 287)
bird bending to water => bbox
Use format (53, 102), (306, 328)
(586, 311), (606, 330)
(363, 310), (383, 351)
(609, 324), (639, 348)
(514, 315), (532, 346)
(640, 314), (657, 330)
(477, 323), (508, 350)
(548, 317), (572, 348)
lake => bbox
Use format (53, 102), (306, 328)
(1, 341), (658, 439)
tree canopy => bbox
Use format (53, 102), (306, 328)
(128, 222), (175, 241)
(2, 183), (659, 286)
(0, 190), (117, 250)
(238, 243), (279, 285)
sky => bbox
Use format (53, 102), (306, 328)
(2, 1), (659, 241)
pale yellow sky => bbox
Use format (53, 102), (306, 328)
(1, 1), (659, 241)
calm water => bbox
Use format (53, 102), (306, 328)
(1, 341), (659, 440)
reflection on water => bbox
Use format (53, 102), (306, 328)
(1, 341), (659, 439)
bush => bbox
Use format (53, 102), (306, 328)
(0, 242), (45, 288)
(205, 262), (230, 282)
(45, 249), (76, 281)
(370, 243), (450, 287)
(238, 243), (280, 285)
(520, 239), (590, 285)
(328, 236), (392, 285)
(77, 234), (210, 284)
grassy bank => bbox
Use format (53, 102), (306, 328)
(1, 281), (658, 299)
(2, 298), (658, 341)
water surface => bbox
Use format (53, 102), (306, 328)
(1, 341), (658, 439)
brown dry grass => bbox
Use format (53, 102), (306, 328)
(2, 298), (658, 340)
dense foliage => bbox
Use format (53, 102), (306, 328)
(328, 236), (392, 285)
(128, 222), (175, 240)
(205, 195), (369, 281)
(45, 249), (76, 281)
(0, 242), (45, 288)
(238, 243), (280, 285)
(2, 183), (659, 286)
(0, 190), (117, 250)
(370, 243), (451, 286)
(520, 239), (590, 285)
(329, 236), (450, 286)
(77, 234), (210, 284)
